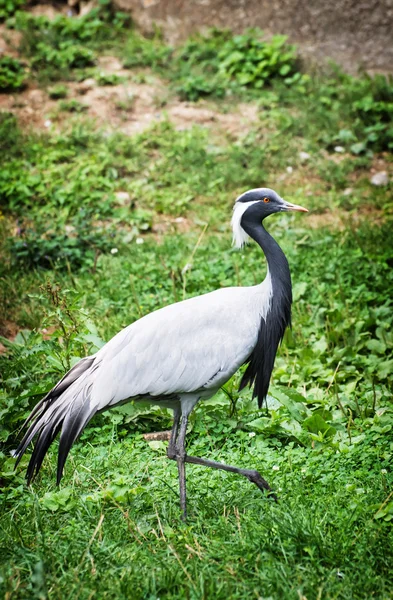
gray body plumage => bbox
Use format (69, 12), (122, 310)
(93, 277), (272, 405)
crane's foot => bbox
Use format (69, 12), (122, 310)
(184, 455), (277, 502)
(242, 468), (278, 503)
(167, 450), (278, 505)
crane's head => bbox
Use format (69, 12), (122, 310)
(231, 187), (308, 248)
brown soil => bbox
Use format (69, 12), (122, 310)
(0, 320), (19, 354)
(152, 215), (194, 237)
(0, 24), (23, 58)
(0, 50), (260, 137)
(29, 2), (69, 18)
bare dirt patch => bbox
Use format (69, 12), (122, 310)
(29, 2), (70, 18)
(0, 320), (19, 354)
(152, 215), (194, 238)
(1, 53), (260, 138)
(0, 24), (23, 58)
(0, 87), (57, 129)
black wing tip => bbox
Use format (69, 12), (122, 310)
(56, 443), (69, 485)
(14, 356), (97, 484)
(56, 401), (96, 486)
(56, 467), (64, 486)
(257, 394), (268, 410)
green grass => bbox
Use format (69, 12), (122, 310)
(0, 55), (26, 91)
(0, 4), (393, 598)
(1, 429), (392, 599)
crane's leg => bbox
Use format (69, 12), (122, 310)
(166, 401), (197, 521)
(174, 412), (189, 521)
(166, 406), (189, 520)
(183, 454), (277, 502)
(167, 406), (181, 460)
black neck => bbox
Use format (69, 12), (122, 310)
(242, 219), (292, 293)
(238, 216), (292, 408)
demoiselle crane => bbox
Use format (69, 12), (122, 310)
(15, 188), (307, 519)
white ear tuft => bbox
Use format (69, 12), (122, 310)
(231, 200), (258, 249)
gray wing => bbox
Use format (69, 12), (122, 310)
(92, 285), (263, 409)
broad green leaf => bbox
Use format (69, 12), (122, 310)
(303, 414), (336, 438)
(293, 281), (308, 301)
(270, 386), (310, 422)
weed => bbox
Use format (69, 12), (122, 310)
(0, 111), (21, 155)
(217, 31), (298, 86)
(13, 2), (129, 82)
(121, 27), (300, 101)
(48, 83), (68, 99)
(58, 98), (88, 113)
(122, 32), (172, 70)
(0, 55), (26, 91)
(174, 74), (226, 102)
(352, 74), (393, 151)
(0, 285), (105, 448)
(31, 41), (96, 80)
(8, 212), (115, 271)
(170, 28), (300, 101)
(0, 0), (24, 20)
(95, 72), (126, 86)
(278, 69), (393, 153)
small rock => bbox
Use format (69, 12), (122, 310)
(110, 248), (118, 255)
(114, 191), (131, 206)
(370, 171), (389, 186)
(286, 166), (293, 174)
(343, 187), (353, 196)
(299, 151), (310, 162)
(334, 146), (345, 153)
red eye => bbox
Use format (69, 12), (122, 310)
(263, 197), (270, 203)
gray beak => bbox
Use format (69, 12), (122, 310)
(283, 201), (309, 213)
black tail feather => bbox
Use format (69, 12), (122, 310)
(57, 400), (96, 484)
(15, 400), (68, 468)
(15, 356), (96, 483)
(26, 419), (62, 484)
